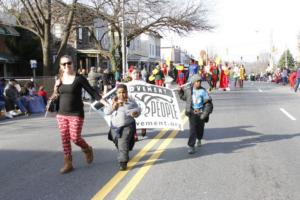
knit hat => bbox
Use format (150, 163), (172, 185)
(190, 74), (202, 84)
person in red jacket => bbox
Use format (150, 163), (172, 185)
(37, 85), (48, 104)
(289, 70), (297, 90)
(219, 63), (230, 91)
(161, 63), (168, 76)
(210, 62), (219, 90)
(176, 65), (186, 86)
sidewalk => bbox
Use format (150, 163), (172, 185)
(0, 104), (94, 122)
(0, 112), (44, 122)
(0, 112), (5, 120)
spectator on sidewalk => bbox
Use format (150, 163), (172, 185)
(37, 85), (48, 105)
(27, 80), (36, 95)
(54, 55), (101, 174)
(103, 68), (110, 95)
(78, 68), (86, 76)
(20, 80), (36, 96)
(281, 67), (288, 86)
(114, 67), (121, 82)
(0, 78), (13, 118)
(4, 79), (29, 116)
(0, 78), (6, 108)
(102, 84), (141, 171)
(18, 80), (46, 114)
(87, 66), (100, 101)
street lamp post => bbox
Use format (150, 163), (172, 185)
(121, 0), (127, 78)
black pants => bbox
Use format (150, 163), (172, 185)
(117, 126), (133, 163)
(109, 122), (136, 163)
(188, 112), (205, 147)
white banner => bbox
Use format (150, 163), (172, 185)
(92, 82), (183, 130)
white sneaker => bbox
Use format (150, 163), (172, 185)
(188, 146), (196, 154)
(9, 110), (18, 116)
(197, 140), (202, 147)
(5, 112), (13, 119)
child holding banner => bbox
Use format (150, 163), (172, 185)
(179, 74), (212, 154)
(128, 68), (147, 138)
(102, 84), (141, 170)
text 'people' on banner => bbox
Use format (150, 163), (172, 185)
(91, 82), (183, 130)
(127, 83), (182, 130)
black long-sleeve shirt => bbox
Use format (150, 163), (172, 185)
(58, 75), (101, 117)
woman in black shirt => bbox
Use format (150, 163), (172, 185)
(54, 55), (101, 174)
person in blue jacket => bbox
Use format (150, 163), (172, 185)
(179, 74), (213, 154)
(187, 59), (199, 81)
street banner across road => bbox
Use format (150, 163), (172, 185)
(92, 82), (183, 130)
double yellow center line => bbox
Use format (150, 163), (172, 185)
(92, 112), (188, 200)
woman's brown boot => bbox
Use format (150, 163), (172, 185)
(82, 146), (93, 164)
(60, 155), (74, 174)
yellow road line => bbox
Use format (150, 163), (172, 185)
(91, 129), (168, 200)
(91, 111), (185, 200)
(115, 116), (189, 200)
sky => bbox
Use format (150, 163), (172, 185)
(162, 0), (300, 63)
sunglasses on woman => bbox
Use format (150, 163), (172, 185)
(60, 61), (72, 66)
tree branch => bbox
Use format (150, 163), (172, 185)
(20, 0), (44, 33)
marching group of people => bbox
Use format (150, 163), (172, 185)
(44, 55), (214, 174)
(1, 55), (214, 174)
(135, 59), (246, 92)
(272, 66), (300, 93)
(5, 54), (300, 175)
(6, 53), (300, 176)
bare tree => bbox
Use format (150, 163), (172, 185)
(0, 0), (78, 75)
(87, 0), (213, 72)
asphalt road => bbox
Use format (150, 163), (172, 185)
(1, 81), (300, 200)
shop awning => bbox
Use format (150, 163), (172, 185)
(0, 25), (20, 36)
(0, 54), (20, 63)
(0, 57), (8, 63)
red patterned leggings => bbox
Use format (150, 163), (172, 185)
(57, 114), (89, 156)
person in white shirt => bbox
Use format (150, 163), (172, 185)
(127, 68), (147, 138)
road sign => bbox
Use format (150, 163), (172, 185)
(30, 60), (37, 69)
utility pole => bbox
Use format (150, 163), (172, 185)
(121, 0), (127, 78)
(269, 30), (274, 71)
